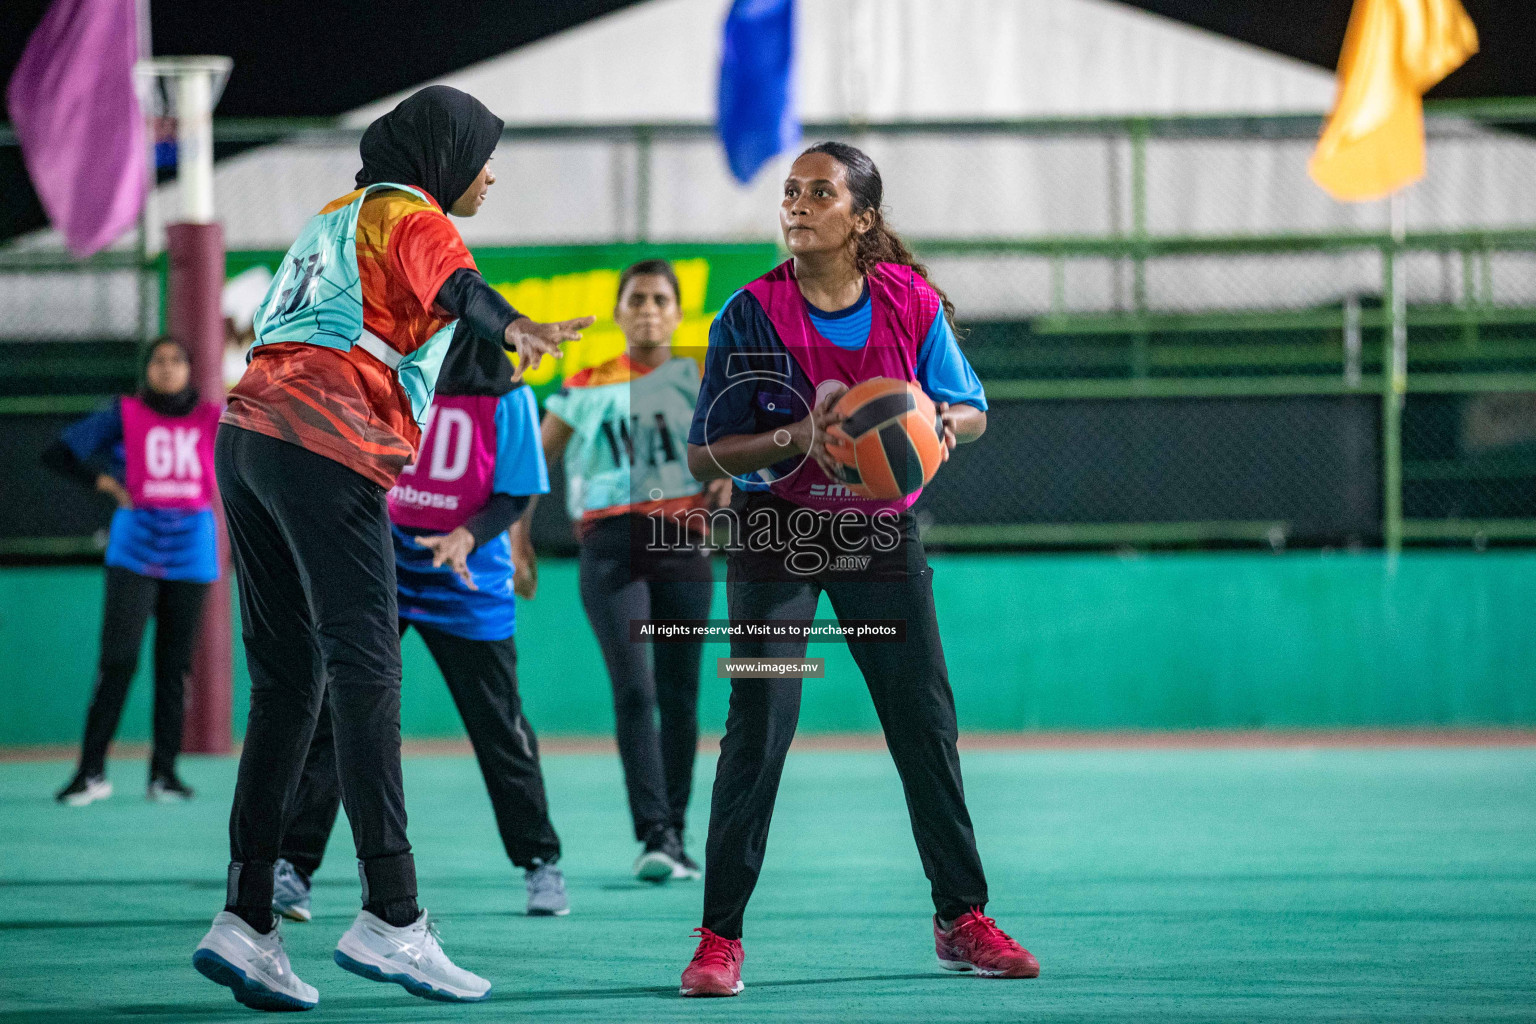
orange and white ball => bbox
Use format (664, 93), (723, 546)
(823, 378), (945, 500)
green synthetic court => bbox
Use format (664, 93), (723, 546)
(2, 745), (1533, 1023)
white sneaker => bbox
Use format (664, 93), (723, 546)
(56, 773), (112, 807)
(334, 909), (491, 1002)
(193, 911), (319, 1011)
(634, 828), (687, 883)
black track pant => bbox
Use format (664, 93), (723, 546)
(702, 494), (989, 939)
(578, 513), (713, 842)
(77, 566), (208, 778)
(280, 621), (562, 875)
(216, 425), (416, 919)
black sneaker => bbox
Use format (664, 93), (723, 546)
(56, 772), (112, 806)
(148, 772), (195, 802)
(673, 846), (702, 881)
(633, 825), (682, 883)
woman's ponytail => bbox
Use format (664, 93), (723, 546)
(801, 141), (959, 329)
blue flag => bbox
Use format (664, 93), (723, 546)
(716, 0), (799, 184)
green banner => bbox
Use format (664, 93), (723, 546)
(226, 243), (781, 400)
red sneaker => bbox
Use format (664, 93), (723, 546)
(680, 927), (744, 997)
(935, 908), (1040, 978)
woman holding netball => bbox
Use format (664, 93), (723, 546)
(514, 259), (729, 882)
(192, 86), (589, 1010)
(43, 337), (220, 806)
(678, 142), (1037, 996)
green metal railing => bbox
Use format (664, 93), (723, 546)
(6, 102), (1536, 551)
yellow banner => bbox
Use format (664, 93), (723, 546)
(1308, 0), (1478, 202)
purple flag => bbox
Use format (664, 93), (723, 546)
(6, 0), (147, 258)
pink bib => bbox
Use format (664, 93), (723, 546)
(744, 261), (939, 513)
(388, 394), (497, 533)
(121, 398), (221, 510)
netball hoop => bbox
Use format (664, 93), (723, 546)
(137, 56), (235, 755)
(135, 56), (231, 223)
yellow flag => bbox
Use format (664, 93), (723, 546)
(1308, 0), (1478, 202)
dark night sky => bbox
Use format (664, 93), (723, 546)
(1125, 0), (1535, 97)
(0, 0), (645, 240)
(0, 0), (647, 116)
(2, 0), (1533, 243)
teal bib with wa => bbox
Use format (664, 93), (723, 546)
(544, 357), (705, 520)
(249, 182), (456, 426)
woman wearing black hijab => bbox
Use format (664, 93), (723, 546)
(268, 318), (570, 922)
(43, 338), (220, 806)
(195, 86), (593, 1011)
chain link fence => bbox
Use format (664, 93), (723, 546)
(922, 233), (1536, 548)
(5, 103), (1536, 550)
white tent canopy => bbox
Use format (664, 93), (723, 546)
(346, 0), (1338, 125)
(224, 0), (1356, 251)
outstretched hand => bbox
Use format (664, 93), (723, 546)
(415, 526), (477, 590)
(504, 315), (595, 382)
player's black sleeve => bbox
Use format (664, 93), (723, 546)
(462, 492), (530, 548)
(436, 267), (521, 346)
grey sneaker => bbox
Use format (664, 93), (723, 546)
(525, 862), (569, 917)
(272, 858), (312, 923)
(334, 909), (491, 1002)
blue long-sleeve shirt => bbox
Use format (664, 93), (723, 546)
(52, 400), (219, 583)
